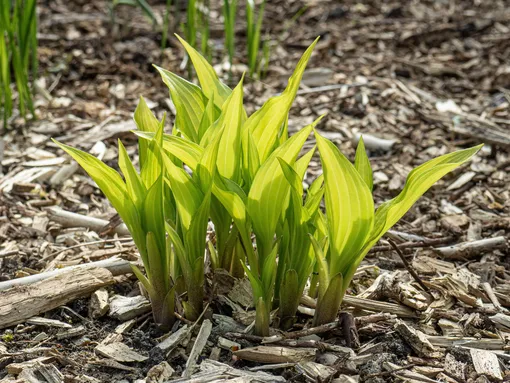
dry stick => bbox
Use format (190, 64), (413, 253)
(339, 312), (360, 349)
(262, 321), (341, 344)
(225, 333), (353, 355)
(388, 239), (430, 293)
(43, 238), (134, 260)
(369, 235), (455, 253)
(367, 363), (416, 379)
(0, 257), (133, 291)
(0, 267), (114, 329)
(46, 206), (130, 236)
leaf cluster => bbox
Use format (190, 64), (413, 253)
(54, 36), (482, 335)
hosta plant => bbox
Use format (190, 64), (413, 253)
(1, 0), (37, 128)
(310, 135), (482, 325)
(53, 36), (482, 338)
(54, 107), (176, 330)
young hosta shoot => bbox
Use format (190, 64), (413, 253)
(163, 133), (221, 319)
(53, 35), (483, 340)
(275, 154), (324, 330)
(312, 134), (483, 325)
(1, 0), (37, 128)
(246, 0), (266, 78)
(222, 0), (237, 77)
(53, 107), (175, 330)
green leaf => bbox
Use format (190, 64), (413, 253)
(53, 140), (146, 258)
(260, 241), (279, 301)
(354, 136), (373, 191)
(142, 176), (165, 259)
(130, 264), (154, 296)
(185, 192), (211, 271)
(134, 96), (160, 168)
(155, 65), (208, 142)
(364, 144), (483, 252)
(162, 152), (203, 231)
(195, 132), (221, 193)
(278, 269), (299, 329)
(198, 94), (218, 143)
(241, 128), (260, 186)
(175, 34), (231, 108)
(210, 75), (245, 182)
(244, 37), (319, 162)
(313, 272), (343, 326)
(309, 234), (329, 301)
(145, 231), (165, 288)
(247, 118), (318, 259)
(141, 122), (164, 189)
(135, 131), (204, 170)
(314, 131), (374, 278)
(118, 139), (146, 211)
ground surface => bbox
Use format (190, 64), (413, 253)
(1, 0), (510, 382)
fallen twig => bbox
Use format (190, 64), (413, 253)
(46, 206), (130, 236)
(0, 267), (114, 329)
(0, 257), (133, 291)
(434, 236), (507, 259)
(388, 240), (430, 292)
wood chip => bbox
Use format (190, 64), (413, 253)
(146, 361), (175, 383)
(26, 317), (72, 329)
(56, 325), (86, 340)
(234, 346), (316, 364)
(470, 349), (503, 381)
(183, 319), (213, 378)
(108, 295), (151, 321)
(0, 267), (114, 329)
(298, 361), (336, 381)
(95, 342), (147, 363)
(18, 362), (64, 383)
(394, 320), (439, 358)
(6, 357), (56, 374)
(154, 324), (191, 354)
(89, 288), (110, 318)
(434, 236), (507, 259)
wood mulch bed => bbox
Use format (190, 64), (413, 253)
(1, 0), (509, 381)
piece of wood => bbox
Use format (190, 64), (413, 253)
(108, 295), (151, 321)
(154, 324), (192, 355)
(234, 346), (316, 364)
(56, 325), (86, 340)
(300, 294), (419, 318)
(146, 361), (175, 383)
(0, 258), (132, 292)
(6, 357), (56, 374)
(427, 336), (505, 350)
(343, 296), (420, 318)
(95, 342), (148, 362)
(490, 313), (510, 331)
(115, 319), (136, 334)
(26, 317), (72, 329)
(89, 288), (110, 318)
(434, 236), (507, 259)
(175, 359), (286, 382)
(470, 349), (503, 381)
(0, 267), (114, 329)
(218, 337), (240, 351)
(18, 361), (64, 383)
(298, 361), (336, 381)
(183, 319), (213, 378)
(46, 206), (130, 236)
(394, 320), (439, 358)
(383, 361), (437, 383)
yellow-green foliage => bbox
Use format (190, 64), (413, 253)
(54, 36), (482, 336)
